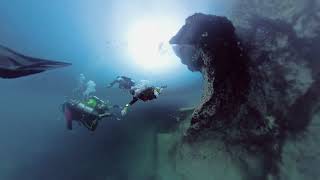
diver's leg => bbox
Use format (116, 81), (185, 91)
(90, 119), (99, 131)
(81, 119), (95, 131)
(79, 116), (95, 131)
(79, 118), (89, 129)
(63, 104), (73, 130)
(119, 83), (125, 89)
(107, 80), (118, 88)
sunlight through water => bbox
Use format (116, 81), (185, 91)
(127, 17), (182, 73)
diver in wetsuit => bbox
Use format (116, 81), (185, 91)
(62, 96), (119, 131)
(121, 85), (167, 116)
(107, 76), (136, 90)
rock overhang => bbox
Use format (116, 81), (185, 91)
(169, 13), (242, 73)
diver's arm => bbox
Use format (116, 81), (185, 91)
(107, 80), (119, 88)
(98, 112), (112, 118)
(129, 97), (139, 106)
(159, 85), (167, 93)
(121, 97), (139, 116)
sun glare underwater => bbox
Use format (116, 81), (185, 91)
(127, 17), (182, 73)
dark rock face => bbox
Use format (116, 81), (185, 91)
(170, 14), (266, 143)
(170, 12), (320, 178)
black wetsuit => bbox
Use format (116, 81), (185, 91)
(129, 87), (157, 105)
(108, 76), (135, 90)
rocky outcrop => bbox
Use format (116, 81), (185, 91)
(171, 13), (275, 147)
(169, 8), (320, 179)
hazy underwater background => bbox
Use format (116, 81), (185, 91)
(0, 0), (204, 179)
(0, 0), (319, 180)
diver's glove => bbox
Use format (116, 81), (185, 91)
(121, 104), (129, 116)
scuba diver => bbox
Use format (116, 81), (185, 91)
(62, 96), (120, 131)
(121, 85), (167, 116)
(107, 76), (136, 90)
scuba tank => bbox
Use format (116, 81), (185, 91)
(76, 96), (108, 116)
(67, 96), (111, 117)
(76, 102), (96, 115)
(90, 96), (105, 105)
(68, 99), (98, 116)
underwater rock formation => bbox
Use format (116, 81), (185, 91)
(171, 13), (274, 147)
(229, 1), (320, 179)
(169, 9), (320, 179)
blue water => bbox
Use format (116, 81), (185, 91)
(0, 0), (228, 179)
